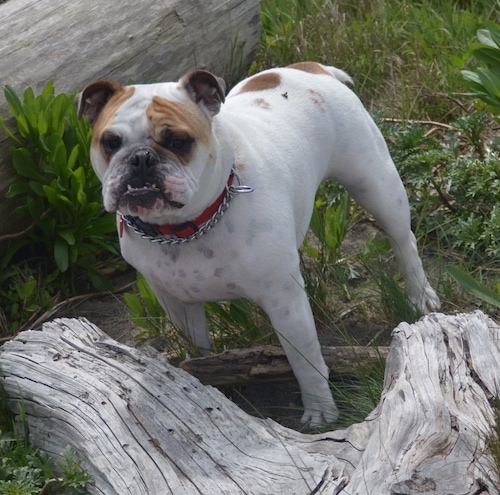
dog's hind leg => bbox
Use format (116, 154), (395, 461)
(338, 152), (440, 314)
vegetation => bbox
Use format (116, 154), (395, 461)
(0, 83), (120, 334)
(0, 394), (92, 494)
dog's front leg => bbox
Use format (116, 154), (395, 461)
(257, 276), (338, 426)
(155, 294), (213, 356)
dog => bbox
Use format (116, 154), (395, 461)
(77, 62), (440, 425)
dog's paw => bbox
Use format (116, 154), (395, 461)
(411, 284), (441, 314)
(300, 395), (339, 426)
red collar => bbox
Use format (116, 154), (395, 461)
(120, 171), (234, 239)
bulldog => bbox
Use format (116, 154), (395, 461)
(78, 62), (440, 426)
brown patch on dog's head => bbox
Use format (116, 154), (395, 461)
(78, 81), (135, 128)
(146, 95), (212, 165)
(78, 82), (136, 152)
(287, 62), (330, 75)
(307, 88), (326, 111)
(239, 72), (281, 93)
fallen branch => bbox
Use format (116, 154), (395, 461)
(180, 344), (389, 385)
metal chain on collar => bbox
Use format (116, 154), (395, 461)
(122, 167), (253, 245)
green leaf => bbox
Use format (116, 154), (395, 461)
(54, 237), (69, 272)
(476, 68), (500, 101)
(15, 114), (31, 138)
(12, 149), (43, 181)
(0, 115), (22, 144)
(40, 80), (55, 100)
(446, 266), (500, 308)
(6, 183), (28, 198)
(471, 46), (500, 69)
(486, 22), (500, 49)
(67, 144), (80, 171)
(28, 180), (45, 197)
(46, 136), (68, 176)
(461, 69), (483, 86)
(123, 293), (146, 318)
(477, 28), (498, 49)
(3, 85), (24, 117)
(58, 230), (76, 245)
(36, 111), (48, 135)
(88, 213), (117, 235)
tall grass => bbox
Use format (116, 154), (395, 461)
(257, 0), (498, 119)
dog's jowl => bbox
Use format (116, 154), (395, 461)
(78, 62), (440, 426)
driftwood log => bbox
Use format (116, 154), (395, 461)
(0, 0), (260, 240)
(180, 344), (390, 385)
(1, 311), (499, 494)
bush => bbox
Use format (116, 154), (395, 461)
(0, 82), (120, 333)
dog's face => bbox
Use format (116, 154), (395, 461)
(78, 71), (226, 221)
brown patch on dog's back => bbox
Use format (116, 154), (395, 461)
(307, 89), (326, 111)
(253, 98), (271, 110)
(288, 61), (330, 76)
(239, 72), (281, 93)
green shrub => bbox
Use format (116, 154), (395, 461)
(0, 82), (119, 290)
(0, 395), (92, 494)
(0, 82), (122, 334)
(382, 117), (500, 265)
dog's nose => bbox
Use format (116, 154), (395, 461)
(129, 148), (159, 168)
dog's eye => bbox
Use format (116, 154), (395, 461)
(101, 134), (122, 155)
(169, 137), (193, 154)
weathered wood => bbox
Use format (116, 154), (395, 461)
(180, 344), (390, 385)
(0, 0), (260, 240)
(0, 312), (499, 494)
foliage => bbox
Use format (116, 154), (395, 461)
(0, 395), (92, 494)
(0, 82), (121, 334)
(462, 21), (500, 111)
(383, 116), (500, 265)
(446, 266), (500, 308)
(123, 273), (167, 338)
(257, 0), (497, 120)
(124, 273), (274, 361)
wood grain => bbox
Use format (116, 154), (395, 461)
(1, 312), (499, 494)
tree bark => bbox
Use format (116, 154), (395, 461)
(0, 0), (260, 240)
(0, 311), (499, 494)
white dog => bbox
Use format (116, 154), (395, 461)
(78, 62), (440, 425)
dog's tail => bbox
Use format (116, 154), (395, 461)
(325, 66), (354, 88)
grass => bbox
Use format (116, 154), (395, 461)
(257, 0), (497, 120)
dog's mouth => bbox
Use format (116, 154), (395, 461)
(123, 184), (185, 209)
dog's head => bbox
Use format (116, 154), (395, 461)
(77, 71), (227, 222)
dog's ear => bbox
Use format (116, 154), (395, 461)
(77, 80), (123, 125)
(180, 70), (226, 116)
